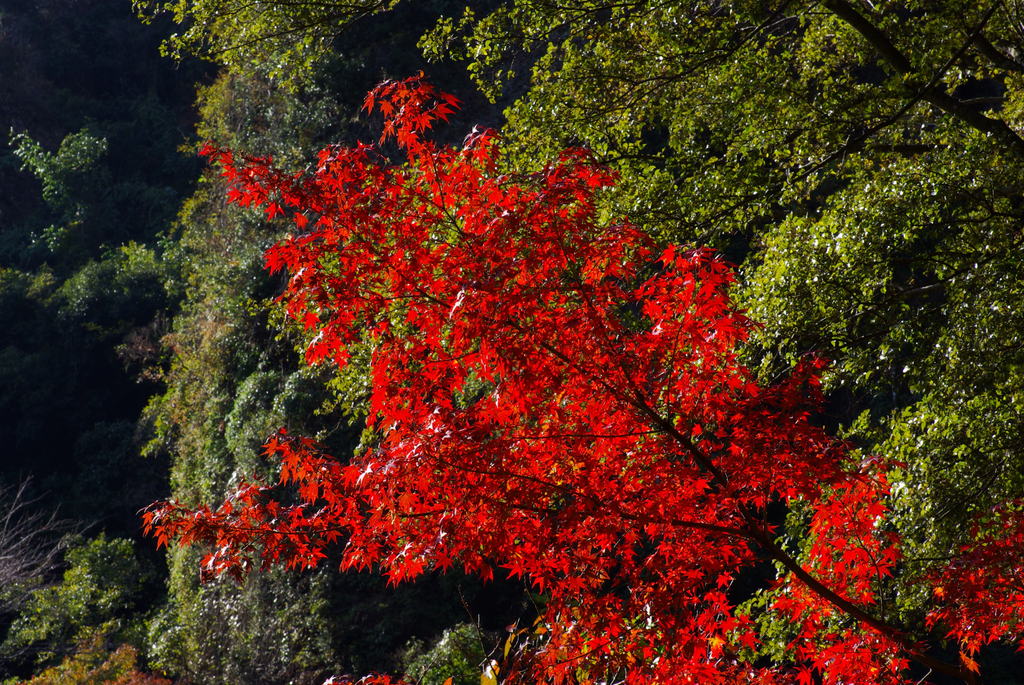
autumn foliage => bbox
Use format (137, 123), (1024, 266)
(145, 76), (1024, 683)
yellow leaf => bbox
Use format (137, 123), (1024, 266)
(960, 651), (980, 674)
(481, 659), (500, 685)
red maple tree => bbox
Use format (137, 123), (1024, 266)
(146, 76), (1023, 684)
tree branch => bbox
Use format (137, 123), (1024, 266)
(823, 0), (1024, 154)
(0, 479), (75, 612)
(974, 32), (1024, 72)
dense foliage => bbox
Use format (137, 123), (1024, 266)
(3, 0), (1024, 682)
(0, 0), (197, 537)
(129, 5), (518, 684)
(420, 0), (1024, 594)
(148, 77), (1024, 683)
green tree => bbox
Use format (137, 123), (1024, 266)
(134, 0), (397, 83)
(0, 0), (202, 535)
(418, 0), (1024, 642)
(402, 624), (486, 685)
(1, 536), (153, 674)
(9, 128), (108, 256)
(0, 5), (203, 679)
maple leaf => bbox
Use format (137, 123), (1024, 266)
(147, 75), (1017, 685)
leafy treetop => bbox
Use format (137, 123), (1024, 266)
(133, 0), (396, 83)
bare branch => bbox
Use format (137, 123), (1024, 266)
(0, 479), (75, 613)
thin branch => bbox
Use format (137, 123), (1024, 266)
(0, 479), (75, 613)
(823, 0), (1024, 154)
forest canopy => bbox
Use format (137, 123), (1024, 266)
(147, 75), (1022, 683)
(2, 1), (1024, 683)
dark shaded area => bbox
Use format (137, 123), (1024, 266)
(0, 0), (207, 530)
(0, 0), (208, 678)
